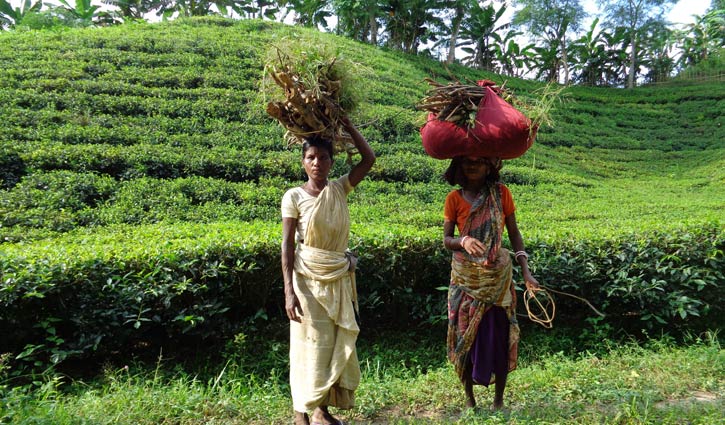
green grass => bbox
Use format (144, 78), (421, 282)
(1, 332), (722, 424)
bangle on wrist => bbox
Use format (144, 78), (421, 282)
(460, 236), (469, 247)
(515, 250), (529, 260)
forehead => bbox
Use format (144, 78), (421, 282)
(462, 156), (488, 164)
(303, 146), (331, 156)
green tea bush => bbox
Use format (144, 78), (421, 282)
(1, 223), (722, 369)
(0, 171), (116, 232)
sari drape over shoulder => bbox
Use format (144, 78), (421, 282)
(447, 184), (520, 384)
(290, 176), (360, 412)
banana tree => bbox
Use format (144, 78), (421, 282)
(597, 0), (676, 88)
(332, 0), (382, 44)
(156, 0), (237, 18)
(57, 0), (119, 25)
(493, 29), (534, 78)
(381, 0), (445, 54)
(232, 0), (279, 19)
(678, 9), (725, 69)
(639, 19), (676, 83)
(0, 0), (43, 28)
(457, 1), (508, 71)
(101, 0), (165, 20)
(512, 0), (586, 84)
(570, 17), (609, 85)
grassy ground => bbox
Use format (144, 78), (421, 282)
(2, 331), (723, 424)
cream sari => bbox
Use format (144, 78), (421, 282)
(289, 175), (360, 412)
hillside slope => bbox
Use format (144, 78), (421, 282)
(0, 18), (723, 360)
(0, 17), (723, 243)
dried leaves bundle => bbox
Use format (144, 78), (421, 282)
(417, 77), (509, 127)
(264, 45), (361, 155)
(418, 77), (562, 132)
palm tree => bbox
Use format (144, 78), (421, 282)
(457, 1), (508, 71)
(0, 0), (43, 28)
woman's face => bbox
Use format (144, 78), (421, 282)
(461, 156), (489, 181)
(302, 146), (333, 180)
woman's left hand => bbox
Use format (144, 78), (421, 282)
(524, 274), (540, 291)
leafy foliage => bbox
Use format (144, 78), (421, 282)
(0, 18), (722, 375)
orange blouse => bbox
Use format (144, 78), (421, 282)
(443, 184), (515, 234)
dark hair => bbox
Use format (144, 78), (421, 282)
(301, 135), (334, 159)
(443, 156), (502, 187)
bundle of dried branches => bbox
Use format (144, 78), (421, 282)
(418, 77), (562, 132)
(265, 53), (354, 155)
(417, 78), (509, 127)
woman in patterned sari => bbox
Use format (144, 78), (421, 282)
(281, 116), (375, 425)
(443, 156), (539, 410)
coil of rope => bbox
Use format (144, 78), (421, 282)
(522, 284), (605, 329)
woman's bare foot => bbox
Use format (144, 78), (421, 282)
(294, 411), (309, 425)
(464, 376), (476, 408)
(310, 406), (341, 425)
(492, 397), (504, 411)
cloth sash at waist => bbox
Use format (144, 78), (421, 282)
(450, 248), (512, 307)
(294, 243), (359, 332)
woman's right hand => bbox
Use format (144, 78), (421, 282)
(461, 236), (486, 257)
(285, 292), (304, 322)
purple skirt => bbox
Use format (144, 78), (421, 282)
(470, 305), (509, 386)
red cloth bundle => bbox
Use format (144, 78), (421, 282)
(421, 81), (536, 160)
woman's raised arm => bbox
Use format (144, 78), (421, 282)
(342, 117), (376, 187)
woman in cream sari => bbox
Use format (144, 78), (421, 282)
(443, 156), (539, 411)
(281, 117), (375, 425)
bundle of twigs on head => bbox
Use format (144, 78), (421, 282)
(418, 77), (562, 131)
(263, 43), (363, 157)
(418, 77), (509, 128)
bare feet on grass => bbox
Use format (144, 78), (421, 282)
(294, 411), (309, 425)
(310, 406), (342, 425)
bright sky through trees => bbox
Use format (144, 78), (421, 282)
(4, 0), (714, 25)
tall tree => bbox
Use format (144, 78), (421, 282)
(597, 0), (676, 88)
(0, 0), (43, 28)
(440, 0), (473, 64)
(512, 0), (586, 84)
